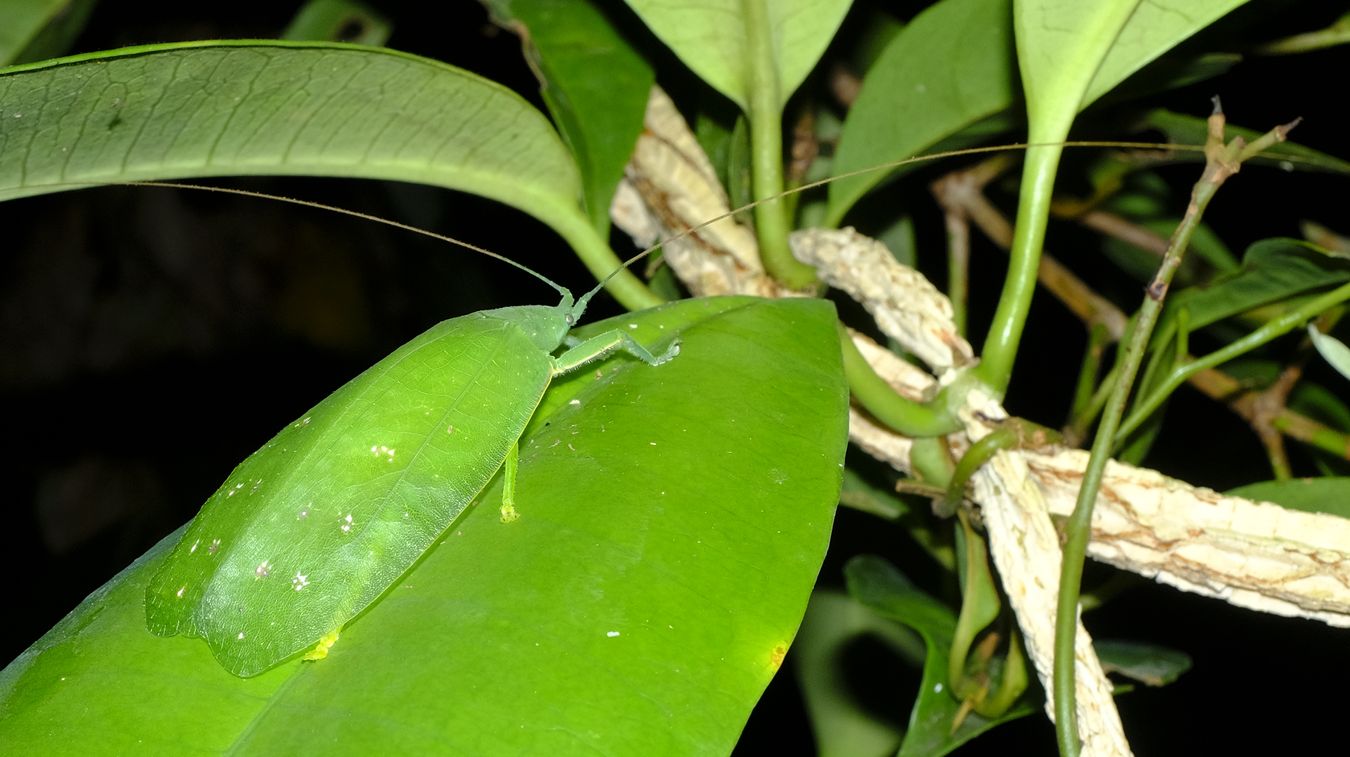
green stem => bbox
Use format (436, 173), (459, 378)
(1114, 281), (1350, 443)
(1052, 105), (1294, 751)
(975, 144), (1062, 396)
(743, 0), (817, 289)
(1273, 412), (1350, 460)
(545, 205), (664, 311)
(1067, 323), (1110, 432)
(1066, 357), (1120, 446)
(947, 213), (970, 335)
(838, 323), (963, 437)
(942, 418), (1061, 517)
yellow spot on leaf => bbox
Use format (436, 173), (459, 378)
(769, 643), (788, 671)
(303, 629), (341, 662)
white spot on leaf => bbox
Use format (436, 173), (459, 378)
(175, 585), (186, 599)
(340, 513), (354, 533)
(606, 631), (621, 638)
(208, 539), (221, 555)
(292, 572), (310, 591)
(255, 560), (271, 579)
(370, 444), (396, 462)
(189, 539), (200, 554)
(237, 631), (246, 641)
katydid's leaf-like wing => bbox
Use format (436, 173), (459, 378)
(146, 304), (568, 677)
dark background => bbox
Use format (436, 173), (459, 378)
(2, 1), (1346, 754)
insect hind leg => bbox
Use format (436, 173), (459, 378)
(554, 330), (679, 375)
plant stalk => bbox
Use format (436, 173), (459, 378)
(1051, 102), (1297, 753)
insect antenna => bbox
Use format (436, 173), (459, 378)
(112, 137), (1253, 315)
(124, 180), (572, 302)
(574, 138), (1205, 311)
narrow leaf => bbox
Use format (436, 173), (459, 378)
(1309, 325), (1350, 382)
(827, 0), (1016, 224)
(1140, 109), (1350, 175)
(1152, 239), (1350, 350)
(487, 0), (653, 232)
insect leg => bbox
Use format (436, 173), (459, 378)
(553, 330), (679, 374)
(500, 442), (521, 523)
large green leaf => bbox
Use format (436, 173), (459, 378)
(0, 296), (849, 752)
(622, 0), (852, 111)
(0, 43), (576, 214)
(0, 42), (658, 309)
(485, 0), (653, 233)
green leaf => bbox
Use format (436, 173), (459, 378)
(827, 0), (1016, 225)
(622, 0), (852, 111)
(1154, 239), (1350, 349)
(282, 0), (392, 45)
(486, 0), (654, 233)
(1227, 477), (1350, 518)
(792, 590), (919, 757)
(0, 0), (95, 67)
(1289, 381), (1350, 433)
(845, 555), (1034, 757)
(0, 296), (849, 752)
(0, 41), (658, 309)
(1101, 217), (1235, 284)
(1018, 0), (1246, 131)
(1101, 52), (1240, 104)
(1309, 325), (1350, 382)
(837, 469), (956, 570)
(0, 42), (579, 226)
(1095, 639), (1191, 687)
(1080, 1), (1249, 106)
(1139, 109), (1350, 175)
(949, 518), (1002, 700)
